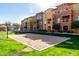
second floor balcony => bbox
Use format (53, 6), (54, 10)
(61, 9), (72, 15)
(55, 9), (73, 17)
(60, 15), (72, 25)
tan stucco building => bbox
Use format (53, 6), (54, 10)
(21, 16), (37, 32)
(43, 8), (55, 31)
(27, 16), (37, 31)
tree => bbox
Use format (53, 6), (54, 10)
(12, 23), (19, 30)
(5, 21), (11, 31)
(71, 21), (79, 29)
(5, 22), (11, 26)
(53, 22), (60, 30)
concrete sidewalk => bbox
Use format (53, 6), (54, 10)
(9, 33), (70, 51)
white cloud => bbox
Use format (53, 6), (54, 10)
(36, 3), (62, 11)
(16, 16), (28, 24)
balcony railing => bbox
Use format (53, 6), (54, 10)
(55, 9), (72, 16)
(61, 9), (72, 15)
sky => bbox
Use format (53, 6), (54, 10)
(0, 3), (62, 24)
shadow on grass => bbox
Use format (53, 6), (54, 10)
(55, 36), (79, 50)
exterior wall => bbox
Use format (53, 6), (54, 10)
(27, 16), (37, 31)
(31, 16), (37, 31)
(36, 12), (44, 31)
(71, 4), (79, 33)
(20, 21), (23, 31)
(21, 20), (25, 31)
(21, 18), (28, 32)
(26, 18), (30, 31)
(72, 4), (79, 21)
(21, 16), (37, 32)
(55, 3), (74, 31)
(43, 13), (46, 30)
(43, 8), (55, 31)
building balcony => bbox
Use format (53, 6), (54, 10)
(61, 21), (71, 26)
(47, 21), (50, 24)
(55, 9), (72, 17)
(61, 9), (72, 16)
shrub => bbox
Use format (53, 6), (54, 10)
(53, 23), (60, 30)
(71, 21), (79, 29)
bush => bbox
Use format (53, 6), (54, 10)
(71, 21), (79, 29)
(53, 23), (60, 30)
(29, 31), (79, 37)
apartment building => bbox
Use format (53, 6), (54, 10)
(36, 12), (44, 31)
(20, 18), (28, 32)
(21, 16), (37, 32)
(21, 3), (79, 32)
(71, 3), (79, 32)
(54, 3), (79, 32)
(27, 16), (37, 31)
(54, 3), (74, 32)
(43, 8), (55, 31)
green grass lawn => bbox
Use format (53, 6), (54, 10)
(0, 32), (26, 56)
(0, 32), (79, 56)
(20, 35), (79, 56)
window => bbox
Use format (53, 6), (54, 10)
(39, 21), (42, 24)
(75, 5), (79, 10)
(46, 13), (52, 16)
(59, 10), (64, 14)
(62, 16), (69, 22)
(48, 21), (50, 24)
(47, 19), (51, 24)
(48, 19), (51, 21)
(48, 26), (51, 28)
(48, 26), (51, 30)
(63, 18), (68, 22)
(57, 18), (60, 23)
(37, 15), (42, 20)
(77, 16), (79, 21)
(65, 7), (68, 10)
(64, 6), (69, 11)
